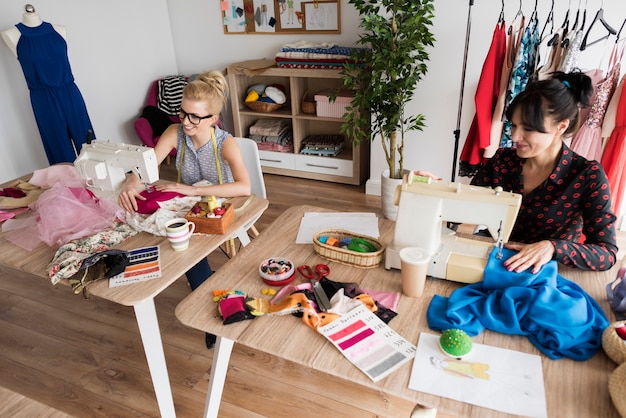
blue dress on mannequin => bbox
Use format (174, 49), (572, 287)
(15, 21), (94, 164)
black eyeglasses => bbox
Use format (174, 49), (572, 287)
(178, 109), (213, 125)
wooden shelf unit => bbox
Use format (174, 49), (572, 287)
(227, 66), (370, 185)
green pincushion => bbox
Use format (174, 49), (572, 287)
(439, 329), (473, 358)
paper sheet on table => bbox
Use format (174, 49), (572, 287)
(109, 246), (162, 287)
(409, 333), (547, 418)
(318, 303), (416, 382)
(295, 212), (379, 244)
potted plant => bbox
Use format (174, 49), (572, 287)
(341, 0), (435, 217)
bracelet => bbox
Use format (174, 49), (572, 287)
(348, 237), (377, 253)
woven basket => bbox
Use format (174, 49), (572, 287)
(245, 101), (282, 113)
(313, 229), (385, 269)
(603, 320), (626, 364)
(301, 91), (316, 114)
(609, 362), (626, 418)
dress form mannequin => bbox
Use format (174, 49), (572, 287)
(1, 3), (94, 165)
(1, 4), (66, 56)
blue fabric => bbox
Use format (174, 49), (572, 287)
(427, 248), (608, 361)
(16, 22), (94, 164)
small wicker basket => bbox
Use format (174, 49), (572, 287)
(245, 101), (283, 113)
(609, 362), (626, 418)
(313, 229), (385, 269)
(301, 91), (316, 114)
(603, 320), (626, 365)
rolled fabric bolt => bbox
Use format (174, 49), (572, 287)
(319, 235), (328, 244)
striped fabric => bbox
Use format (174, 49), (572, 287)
(157, 75), (188, 116)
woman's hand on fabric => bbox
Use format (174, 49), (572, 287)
(118, 175), (145, 212)
(155, 182), (196, 196)
(503, 240), (555, 274)
(118, 187), (145, 212)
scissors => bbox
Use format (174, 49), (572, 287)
(297, 264), (331, 311)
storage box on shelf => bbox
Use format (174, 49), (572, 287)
(227, 65), (370, 185)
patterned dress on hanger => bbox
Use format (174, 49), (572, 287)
(501, 18), (540, 148)
(600, 73), (626, 216)
(570, 43), (623, 161)
(459, 21), (507, 177)
(559, 30), (584, 73)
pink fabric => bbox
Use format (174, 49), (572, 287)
(3, 179), (124, 250)
(135, 189), (185, 214)
(29, 165), (82, 187)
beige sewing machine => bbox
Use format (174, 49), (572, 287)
(385, 172), (522, 283)
(74, 140), (159, 198)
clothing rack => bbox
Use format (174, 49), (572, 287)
(451, 0), (475, 181)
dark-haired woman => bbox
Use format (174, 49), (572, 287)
(472, 71), (618, 273)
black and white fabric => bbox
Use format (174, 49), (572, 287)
(157, 75), (188, 116)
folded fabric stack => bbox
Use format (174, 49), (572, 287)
(275, 41), (368, 69)
(300, 134), (345, 157)
(248, 119), (293, 153)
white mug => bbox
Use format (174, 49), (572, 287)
(165, 218), (195, 251)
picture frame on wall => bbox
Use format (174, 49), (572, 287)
(221, 0), (340, 34)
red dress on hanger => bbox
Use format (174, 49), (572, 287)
(600, 73), (626, 217)
(458, 21), (507, 177)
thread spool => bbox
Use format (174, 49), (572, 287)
(408, 171), (432, 185)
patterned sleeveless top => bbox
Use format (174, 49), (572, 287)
(175, 125), (234, 185)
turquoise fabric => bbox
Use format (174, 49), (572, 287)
(427, 248), (608, 361)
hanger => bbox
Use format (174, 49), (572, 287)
(580, 2), (617, 50)
(498, 0), (505, 25)
(617, 18), (626, 42)
(561, 0), (571, 30)
(572, 0), (581, 30)
(513, 0), (523, 21)
(529, 0), (538, 23)
(580, 0), (588, 31)
(540, 0), (555, 40)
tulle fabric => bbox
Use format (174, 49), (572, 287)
(4, 178), (124, 250)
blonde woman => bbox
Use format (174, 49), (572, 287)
(119, 70), (251, 348)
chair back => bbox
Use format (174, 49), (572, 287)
(235, 137), (266, 199)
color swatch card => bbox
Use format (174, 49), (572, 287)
(318, 303), (416, 382)
(109, 246), (162, 287)
(409, 332), (547, 417)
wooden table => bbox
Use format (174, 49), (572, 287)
(0, 181), (268, 418)
(175, 204), (620, 418)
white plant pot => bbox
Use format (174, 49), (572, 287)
(381, 169), (403, 220)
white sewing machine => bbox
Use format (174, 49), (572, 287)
(74, 140), (159, 197)
(385, 172), (522, 283)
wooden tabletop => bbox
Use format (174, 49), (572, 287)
(0, 194), (268, 306)
(175, 204), (620, 418)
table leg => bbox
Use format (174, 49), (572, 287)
(203, 336), (234, 418)
(134, 298), (176, 418)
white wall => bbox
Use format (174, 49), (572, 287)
(1, 0), (624, 223)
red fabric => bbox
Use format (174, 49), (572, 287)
(135, 189), (185, 214)
(601, 77), (626, 216)
(459, 22), (507, 174)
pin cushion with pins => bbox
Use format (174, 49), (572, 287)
(439, 329), (473, 359)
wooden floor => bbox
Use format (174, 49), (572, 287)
(1, 165), (623, 418)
